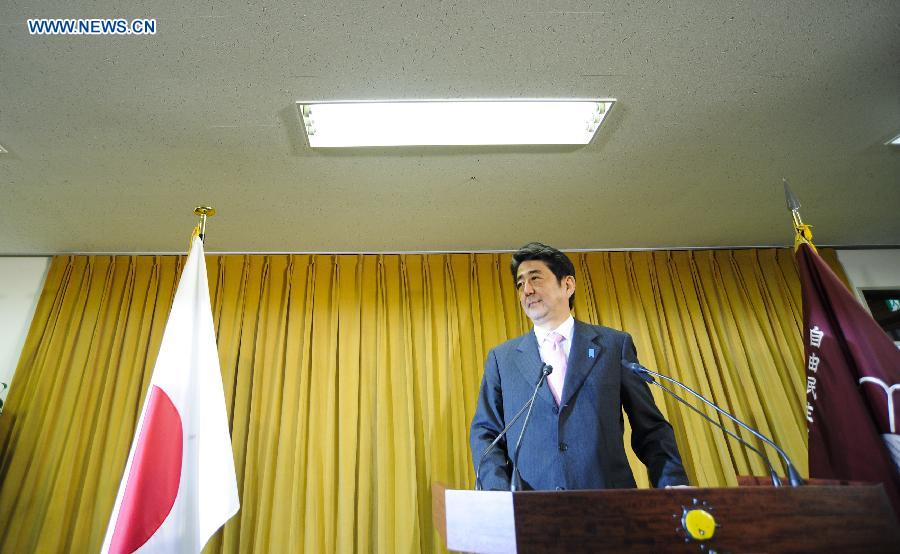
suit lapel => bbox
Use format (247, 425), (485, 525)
(514, 332), (557, 408)
(561, 321), (604, 406)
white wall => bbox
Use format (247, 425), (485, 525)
(0, 257), (51, 406)
(836, 249), (900, 347)
(836, 249), (900, 300)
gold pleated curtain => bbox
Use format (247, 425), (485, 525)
(0, 248), (844, 553)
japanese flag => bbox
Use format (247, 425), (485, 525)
(102, 237), (240, 553)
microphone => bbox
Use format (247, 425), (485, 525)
(624, 360), (804, 488)
(475, 363), (553, 491)
(510, 363), (553, 491)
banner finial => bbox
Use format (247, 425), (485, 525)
(783, 179), (815, 252)
(193, 206), (216, 244)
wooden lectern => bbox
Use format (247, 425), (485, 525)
(432, 481), (898, 553)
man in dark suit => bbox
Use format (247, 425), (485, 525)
(470, 242), (689, 491)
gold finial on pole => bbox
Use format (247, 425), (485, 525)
(193, 206), (216, 243)
(783, 179), (815, 252)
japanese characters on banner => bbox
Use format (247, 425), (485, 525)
(805, 325), (823, 425)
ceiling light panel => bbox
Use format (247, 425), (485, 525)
(296, 99), (615, 147)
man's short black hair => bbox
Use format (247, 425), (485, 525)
(511, 242), (576, 309)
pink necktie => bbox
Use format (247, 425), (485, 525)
(546, 332), (567, 405)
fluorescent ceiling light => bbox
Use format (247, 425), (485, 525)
(296, 99), (615, 147)
(888, 133), (900, 146)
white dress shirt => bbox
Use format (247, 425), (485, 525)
(534, 315), (574, 365)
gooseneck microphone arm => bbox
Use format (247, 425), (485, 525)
(510, 363), (553, 491)
(625, 361), (804, 487)
(474, 363), (553, 491)
(630, 366), (781, 486)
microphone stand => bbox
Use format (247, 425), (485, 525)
(626, 361), (804, 487)
(510, 364), (553, 491)
(475, 364), (552, 490)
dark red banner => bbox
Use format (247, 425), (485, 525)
(798, 243), (900, 520)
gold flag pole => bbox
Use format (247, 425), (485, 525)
(783, 179), (816, 253)
(192, 206), (216, 245)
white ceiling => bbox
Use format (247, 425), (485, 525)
(1, 1), (898, 254)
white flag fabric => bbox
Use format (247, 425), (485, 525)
(102, 237), (240, 553)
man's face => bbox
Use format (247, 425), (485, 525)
(516, 260), (575, 327)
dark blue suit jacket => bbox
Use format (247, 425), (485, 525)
(470, 320), (688, 490)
